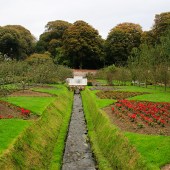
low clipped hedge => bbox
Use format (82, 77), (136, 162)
(81, 88), (148, 170)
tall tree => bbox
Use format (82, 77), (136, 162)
(105, 22), (142, 66)
(5, 25), (36, 58)
(62, 20), (104, 69)
(141, 30), (155, 46)
(36, 20), (71, 56)
(0, 27), (21, 60)
(152, 12), (170, 43)
(0, 25), (35, 60)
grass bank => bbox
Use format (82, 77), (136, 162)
(0, 119), (31, 155)
(85, 86), (170, 169)
(81, 88), (148, 170)
(0, 85), (73, 169)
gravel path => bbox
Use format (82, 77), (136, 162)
(62, 94), (96, 170)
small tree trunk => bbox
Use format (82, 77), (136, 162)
(164, 72), (167, 92)
(145, 79), (147, 88)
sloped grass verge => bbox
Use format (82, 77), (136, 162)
(0, 119), (31, 155)
(49, 93), (73, 170)
(0, 89), (73, 169)
(81, 88), (148, 170)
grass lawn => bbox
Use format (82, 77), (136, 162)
(125, 132), (170, 168)
(1, 97), (55, 115)
(129, 93), (170, 102)
(116, 85), (170, 93)
(32, 84), (68, 96)
(115, 86), (170, 102)
(88, 85), (170, 169)
(0, 119), (31, 155)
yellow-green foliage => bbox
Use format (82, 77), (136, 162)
(0, 90), (73, 169)
(82, 88), (148, 170)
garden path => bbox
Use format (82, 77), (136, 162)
(62, 93), (96, 170)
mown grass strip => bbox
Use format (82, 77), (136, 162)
(129, 93), (170, 102)
(82, 88), (148, 170)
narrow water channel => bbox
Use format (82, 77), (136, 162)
(62, 94), (96, 170)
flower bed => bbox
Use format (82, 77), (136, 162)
(96, 91), (149, 100)
(112, 100), (170, 127)
(0, 101), (36, 120)
(103, 100), (170, 135)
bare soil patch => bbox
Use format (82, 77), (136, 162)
(32, 85), (56, 89)
(9, 90), (52, 97)
(0, 101), (38, 120)
(96, 91), (149, 100)
(161, 164), (170, 170)
(103, 106), (170, 136)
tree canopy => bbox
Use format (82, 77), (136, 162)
(152, 12), (170, 43)
(105, 22), (142, 66)
(36, 20), (72, 56)
(62, 20), (104, 69)
(0, 12), (169, 69)
(0, 25), (35, 60)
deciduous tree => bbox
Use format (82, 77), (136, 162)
(36, 20), (71, 57)
(152, 12), (170, 43)
(62, 20), (104, 69)
(105, 22), (142, 66)
(0, 25), (35, 60)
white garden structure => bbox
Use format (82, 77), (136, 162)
(66, 76), (87, 91)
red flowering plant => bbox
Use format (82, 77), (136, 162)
(20, 108), (31, 117)
(112, 99), (170, 127)
(129, 113), (137, 122)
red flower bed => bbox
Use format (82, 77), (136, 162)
(0, 107), (30, 119)
(112, 100), (170, 127)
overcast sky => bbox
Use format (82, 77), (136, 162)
(0, 0), (170, 39)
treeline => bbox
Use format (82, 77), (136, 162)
(0, 12), (169, 69)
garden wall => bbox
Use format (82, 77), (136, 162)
(81, 88), (148, 170)
(0, 91), (73, 169)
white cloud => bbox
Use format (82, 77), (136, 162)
(0, 0), (170, 39)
